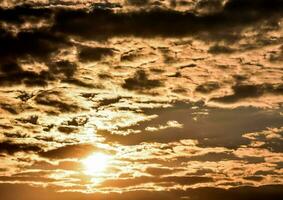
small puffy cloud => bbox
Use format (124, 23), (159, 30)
(145, 120), (183, 132)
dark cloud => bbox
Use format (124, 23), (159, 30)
(126, 0), (150, 6)
(57, 126), (78, 134)
(263, 139), (283, 153)
(0, 102), (20, 114)
(99, 176), (213, 188)
(0, 176), (52, 183)
(195, 81), (220, 93)
(16, 115), (38, 125)
(29, 160), (82, 171)
(185, 152), (240, 162)
(0, 29), (71, 86)
(224, 0), (283, 13)
(34, 90), (80, 113)
(162, 176), (213, 185)
(91, 96), (123, 108)
(51, 0), (283, 40)
(120, 50), (144, 62)
(40, 144), (104, 159)
(0, 0), (282, 43)
(0, 0), (282, 87)
(0, 5), (52, 24)
(0, 171), (54, 183)
(51, 8), (209, 39)
(244, 176), (264, 182)
(0, 141), (41, 155)
(196, 0), (225, 14)
(78, 46), (115, 62)
(244, 129), (283, 153)
(61, 78), (96, 88)
(0, 61), (51, 86)
(65, 116), (88, 127)
(208, 44), (235, 54)
(122, 70), (162, 90)
(268, 45), (283, 62)
(48, 60), (77, 78)
(0, 183), (283, 200)
(212, 83), (283, 103)
(145, 167), (176, 176)
(0, 30), (66, 63)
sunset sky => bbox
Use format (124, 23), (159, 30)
(0, 0), (283, 199)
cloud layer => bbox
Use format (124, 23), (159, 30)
(0, 0), (282, 199)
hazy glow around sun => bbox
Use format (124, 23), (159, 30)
(82, 153), (110, 175)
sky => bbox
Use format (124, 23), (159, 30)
(0, 0), (283, 199)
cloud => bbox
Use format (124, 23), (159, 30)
(122, 70), (162, 90)
(98, 175), (213, 188)
(0, 171), (54, 183)
(211, 83), (283, 104)
(243, 127), (283, 153)
(39, 143), (99, 159)
(126, 0), (150, 7)
(48, 60), (77, 78)
(34, 90), (81, 113)
(0, 29), (72, 86)
(195, 81), (220, 93)
(0, 30), (66, 63)
(29, 160), (83, 171)
(268, 45), (283, 63)
(78, 46), (115, 62)
(0, 0), (282, 196)
(99, 102), (282, 147)
(51, 0), (283, 40)
(145, 120), (183, 132)
(0, 5), (52, 24)
(208, 44), (236, 54)
(0, 183), (283, 200)
(196, 0), (225, 14)
(0, 61), (50, 86)
(145, 166), (176, 176)
(0, 140), (42, 154)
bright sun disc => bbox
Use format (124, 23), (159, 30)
(82, 153), (110, 175)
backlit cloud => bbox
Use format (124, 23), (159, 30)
(0, 0), (282, 199)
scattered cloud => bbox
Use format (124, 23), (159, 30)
(0, 0), (282, 198)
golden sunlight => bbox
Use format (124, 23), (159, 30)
(82, 153), (110, 175)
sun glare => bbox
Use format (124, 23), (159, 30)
(82, 153), (110, 175)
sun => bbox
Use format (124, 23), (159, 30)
(82, 153), (110, 175)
